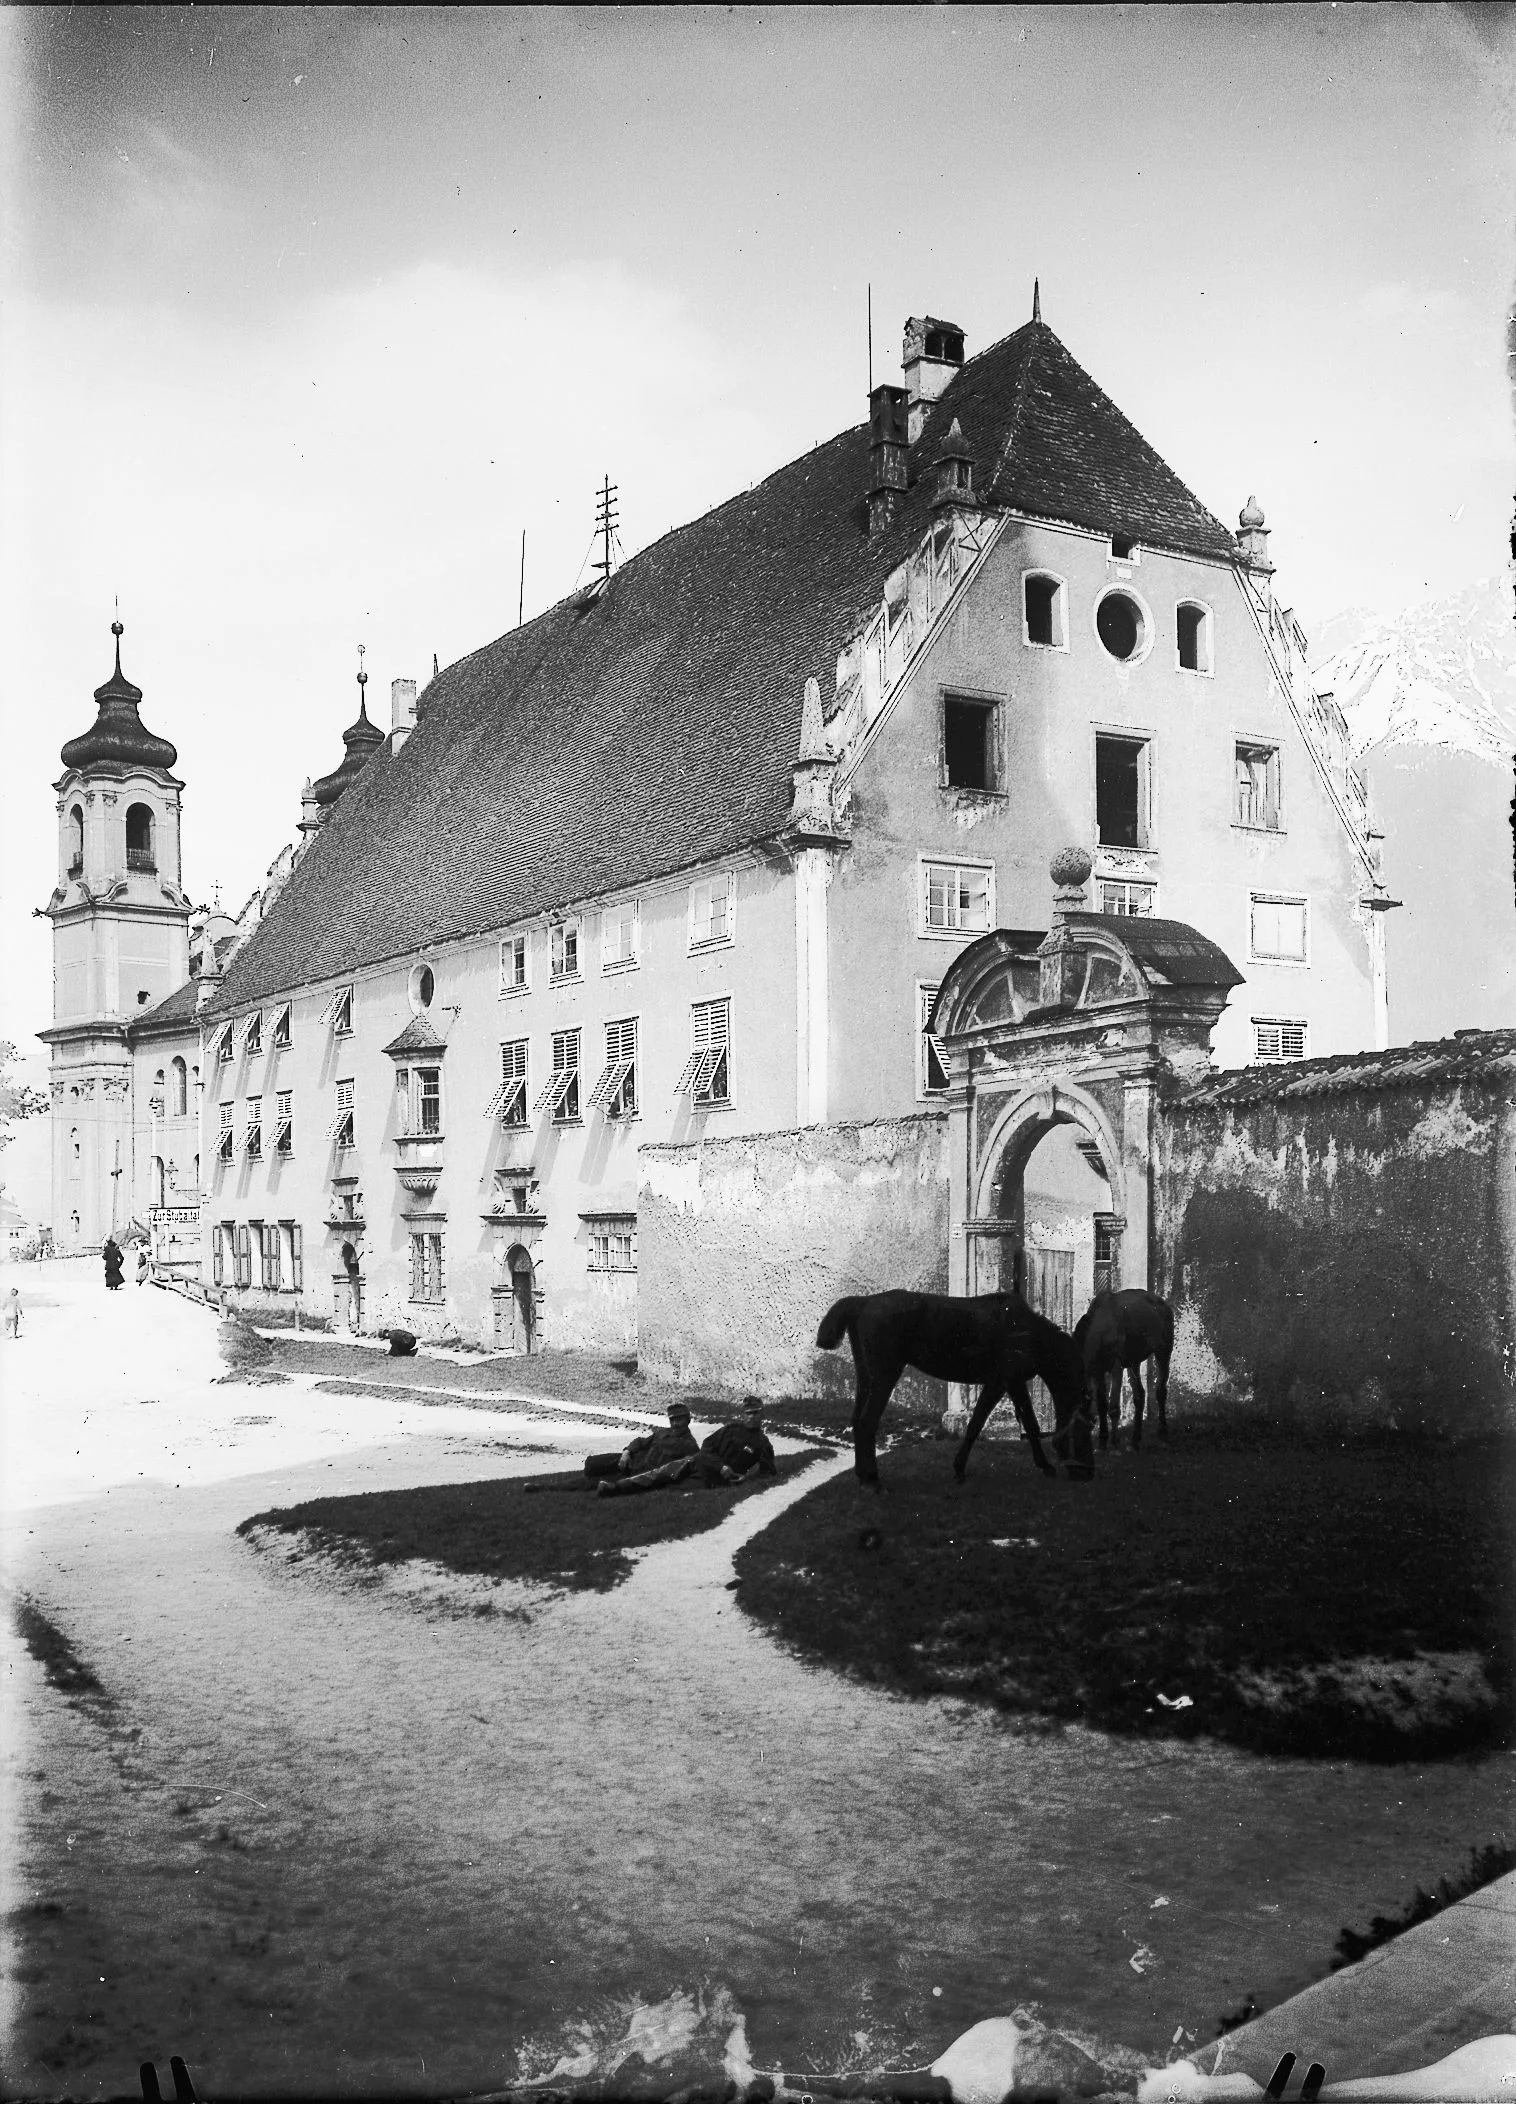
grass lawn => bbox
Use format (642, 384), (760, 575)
(238, 1451), (822, 1593)
(732, 1425), (1516, 1762)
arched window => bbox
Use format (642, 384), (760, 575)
(126, 803), (155, 871)
(68, 806), (84, 875)
(171, 1057), (188, 1117)
(151, 1156), (166, 1208)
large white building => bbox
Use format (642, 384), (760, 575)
(41, 305), (1395, 1343)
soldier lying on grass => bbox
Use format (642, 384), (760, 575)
(596, 1399), (777, 1498)
(518, 1404), (704, 1491)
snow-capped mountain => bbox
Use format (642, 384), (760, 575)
(1312, 576), (1516, 765)
(1311, 577), (1516, 1043)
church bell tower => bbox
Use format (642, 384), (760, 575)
(40, 622), (192, 1250)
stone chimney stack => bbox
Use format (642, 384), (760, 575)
(930, 418), (978, 516)
(390, 677), (418, 753)
(903, 316), (965, 444)
(866, 384), (909, 536)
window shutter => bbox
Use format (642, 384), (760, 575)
(292, 1224), (303, 1291)
(212, 1226), (224, 1286)
(236, 1224), (251, 1287)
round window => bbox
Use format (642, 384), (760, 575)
(1096, 591), (1146, 662)
(409, 963), (435, 1012)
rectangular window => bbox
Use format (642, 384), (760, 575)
(689, 871), (735, 950)
(274, 1090), (293, 1157)
(1099, 880), (1157, 917)
(588, 1218), (637, 1272)
(259, 1222), (282, 1291)
(218, 1103), (234, 1162)
(1023, 572), (1066, 649)
(1177, 602), (1212, 674)
(1096, 735), (1150, 848)
(244, 1013), (262, 1057)
(550, 920), (581, 983)
(922, 860), (993, 935)
(272, 1003), (291, 1048)
(409, 1231), (445, 1303)
(321, 986), (353, 1035)
(330, 1079), (355, 1149)
(245, 1096), (262, 1160)
(1254, 1018), (1308, 1063)
(601, 899), (640, 972)
(1250, 893), (1308, 964)
(533, 1029), (581, 1121)
(589, 1017), (638, 1119)
(943, 695), (997, 792)
(403, 1065), (442, 1136)
(216, 1026), (234, 1066)
(488, 1040), (529, 1127)
(500, 934), (530, 996)
(676, 998), (730, 1105)
(1235, 743), (1282, 831)
(919, 983), (948, 1095)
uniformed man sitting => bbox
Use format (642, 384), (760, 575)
(582, 1403), (699, 1483)
(596, 1398), (777, 1497)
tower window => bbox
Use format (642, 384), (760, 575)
(68, 805), (84, 876)
(1095, 735), (1151, 848)
(1110, 535), (1138, 561)
(1177, 602), (1213, 674)
(943, 695), (997, 792)
(126, 803), (155, 871)
(1022, 573), (1066, 649)
(1095, 591), (1147, 662)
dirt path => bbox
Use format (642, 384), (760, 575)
(4, 1268), (1512, 2098)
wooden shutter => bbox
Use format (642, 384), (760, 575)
(291, 1224), (303, 1291)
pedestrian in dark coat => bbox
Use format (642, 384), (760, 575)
(102, 1238), (124, 1291)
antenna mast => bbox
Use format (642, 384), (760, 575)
(593, 474), (619, 586)
(519, 529), (526, 627)
(867, 283), (873, 394)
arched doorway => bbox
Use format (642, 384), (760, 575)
(499, 1244), (536, 1354)
(336, 1238), (364, 1333)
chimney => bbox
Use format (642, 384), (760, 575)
(903, 315), (965, 444)
(866, 384), (909, 536)
(390, 677), (418, 753)
(1237, 495), (1274, 590)
(929, 417), (978, 515)
(297, 775), (323, 842)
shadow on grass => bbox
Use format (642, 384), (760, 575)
(9, 1593), (110, 1705)
(238, 1451), (823, 1594)
(731, 1429), (1516, 1762)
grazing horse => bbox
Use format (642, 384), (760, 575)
(1073, 1288), (1174, 1448)
(815, 1289), (1094, 1488)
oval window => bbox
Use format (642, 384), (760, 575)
(409, 963), (435, 1011)
(1096, 591), (1145, 662)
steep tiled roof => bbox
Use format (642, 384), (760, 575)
(381, 1014), (448, 1058)
(208, 321), (1238, 1014)
(1065, 913), (1243, 990)
(1179, 1029), (1516, 1110)
(127, 979), (201, 1038)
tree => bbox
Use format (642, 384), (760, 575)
(0, 1041), (49, 1155)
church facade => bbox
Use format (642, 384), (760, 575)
(43, 308), (1394, 1346)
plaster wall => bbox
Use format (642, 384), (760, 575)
(825, 518), (1376, 1125)
(1158, 1078), (1516, 1434)
(198, 847), (799, 1350)
(638, 1113), (950, 1396)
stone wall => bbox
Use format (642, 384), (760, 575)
(638, 1114), (950, 1397)
(1157, 1068), (1516, 1436)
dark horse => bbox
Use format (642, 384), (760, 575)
(815, 1289), (1093, 1487)
(1073, 1288), (1174, 1447)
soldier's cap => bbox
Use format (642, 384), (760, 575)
(668, 1404), (692, 1422)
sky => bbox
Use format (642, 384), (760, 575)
(2, 2), (1513, 1221)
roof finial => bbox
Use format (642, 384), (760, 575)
(432, 652), (439, 679)
(1032, 278), (1041, 324)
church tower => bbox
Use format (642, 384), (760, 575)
(40, 622), (192, 1249)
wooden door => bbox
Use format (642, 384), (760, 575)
(1024, 1246), (1075, 1428)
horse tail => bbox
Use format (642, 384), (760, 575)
(815, 1297), (864, 1351)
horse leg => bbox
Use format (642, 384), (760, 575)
(953, 1382), (1005, 1482)
(1006, 1377), (1057, 1477)
(1095, 1361), (1111, 1448)
(1155, 1346), (1170, 1439)
(1129, 1356), (1146, 1449)
(853, 1353), (900, 1489)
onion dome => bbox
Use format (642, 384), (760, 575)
(59, 622), (178, 774)
(1239, 494), (1265, 530)
(312, 658), (386, 808)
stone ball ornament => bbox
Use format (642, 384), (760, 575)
(1049, 845), (1093, 890)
